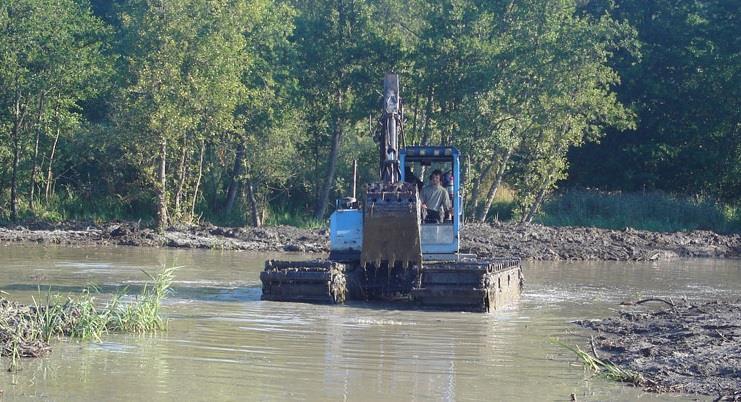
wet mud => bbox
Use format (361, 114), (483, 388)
(462, 223), (740, 261)
(576, 299), (741, 400)
(0, 221), (327, 253)
(1, 221), (738, 261)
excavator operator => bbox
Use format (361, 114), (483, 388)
(421, 169), (452, 224)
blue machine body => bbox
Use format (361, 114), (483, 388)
(329, 208), (363, 253)
(330, 146), (462, 259)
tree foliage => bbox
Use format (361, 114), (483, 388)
(568, 0), (740, 204)
(0, 0), (111, 220)
(0, 0), (734, 227)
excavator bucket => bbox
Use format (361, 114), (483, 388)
(361, 182), (422, 269)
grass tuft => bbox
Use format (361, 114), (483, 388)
(557, 340), (644, 385)
(0, 266), (176, 371)
(107, 266), (176, 333)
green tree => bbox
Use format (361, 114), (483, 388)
(397, 0), (637, 222)
(114, 0), (248, 230)
(291, 0), (401, 219)
(569, 0), (740, 204)
(0, 0), (110, 220)
(223, 0), (297, 227)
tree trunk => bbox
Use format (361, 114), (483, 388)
(28, 95), (46, 211)
(314, 92), (343, 220)
(10, 97), (26, 221)
(10, 128), (20, 221)
(45, 125), (60, 203)
(522, 177), (550, 224)
(469, 159), (493, 219)
(190, 139), (206, 221)
(315, 122), (342, 219)
(246, 175), (261, 227)
(29, 125), (41, 211)
(420, 89), (434, 146)
(224, 142), (245, 215)
(410, 92), (420, 141)
(156, 136), (168, 232)
(477, 147), (513, 222)
(173, 138), (189, 221)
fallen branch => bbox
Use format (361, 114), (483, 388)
(620, 297), (675, 307)
(590, 336), (600, 359)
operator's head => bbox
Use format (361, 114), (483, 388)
(430, 169), (443, 185)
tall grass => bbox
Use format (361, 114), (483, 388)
(538, 190), (740, 233)
(0, 190), (153, 225)
(197, 200), (327, 229)
(0, 266), (176, 371)
(264, 205), (327, 229)
(106, 267), (175, 333)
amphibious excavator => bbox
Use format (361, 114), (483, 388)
(260, 74), (522, 312)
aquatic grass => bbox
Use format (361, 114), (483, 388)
(106, 266), (176, 333)
(0, 266), (177, 371)
(65, 289), (111, 341)
(31, 291), (68, 343)
(556, 339), (644, 385)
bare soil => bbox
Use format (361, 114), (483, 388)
(576, 299), (741, 400)
(1, 221), (738, 261)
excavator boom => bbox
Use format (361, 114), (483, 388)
(360, 74), (422, 269)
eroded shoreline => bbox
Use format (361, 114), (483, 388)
(1, 221), (738, 261)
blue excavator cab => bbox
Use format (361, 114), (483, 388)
(329, 146), (462, 260)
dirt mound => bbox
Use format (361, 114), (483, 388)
(576, 299), (741, 399)
(1, 220), (739, 261)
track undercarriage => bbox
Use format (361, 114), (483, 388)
(260, 257), (522, 312)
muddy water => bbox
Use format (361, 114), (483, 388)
(0, 246), (738, 401)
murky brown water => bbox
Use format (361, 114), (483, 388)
(0, 245), (738, 401)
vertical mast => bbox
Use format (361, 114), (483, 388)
(381, 73), (402, 183)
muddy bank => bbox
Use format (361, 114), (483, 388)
(0, 221), (328, 253)
(462, 223), (741, 261)
(1, 221), (739, 261)
(576, 299), (741, 399)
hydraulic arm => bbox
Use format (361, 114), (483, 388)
(360, 74), (422, 269)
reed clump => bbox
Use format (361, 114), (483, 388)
(0, 266), (176, 371)
(559, 341), (644, 386)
